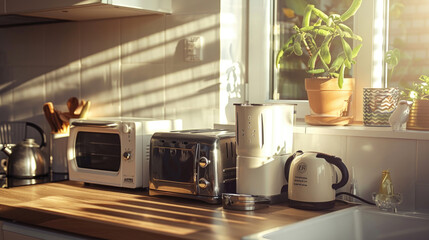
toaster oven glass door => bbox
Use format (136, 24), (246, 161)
(75, 131), (121, 171)
(153, 145), (196, 184)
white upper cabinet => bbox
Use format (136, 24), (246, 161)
(4, 0), (172, 20)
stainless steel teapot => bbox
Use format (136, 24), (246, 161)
(1, 123), (48, 178)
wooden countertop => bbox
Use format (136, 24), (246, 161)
(0, 181), (350, 240)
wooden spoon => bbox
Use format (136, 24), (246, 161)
(43, 102), (58, 133)
(78, 101), (91, 119)
(67, 97), (79, 115)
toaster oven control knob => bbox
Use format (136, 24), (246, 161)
(198, 157), (210, 168)
(122, 124), (131, 134)
(123, 151), (132, 160)
(198, 178), (210, 189)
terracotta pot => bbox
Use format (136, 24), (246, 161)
(305, 78), (354, 117)
(407, 99), (429, 131)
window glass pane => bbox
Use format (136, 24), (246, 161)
(387, 0), (429, 89)
(272, 0), (354, 100)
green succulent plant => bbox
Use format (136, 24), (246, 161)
(401, 75), (429, 101)
(276, 0), (363, 88)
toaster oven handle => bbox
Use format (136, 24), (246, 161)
(71, 122), (118, 128)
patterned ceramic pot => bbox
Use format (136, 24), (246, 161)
(363, 88), (400, 126)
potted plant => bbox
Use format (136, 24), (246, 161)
(401, 75), (429, 130)
(276, 0), (363, 125)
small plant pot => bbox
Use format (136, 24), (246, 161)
(363, 88), (400, 127)
(407, 99), (429, 130)
(305, 78), (354, 125)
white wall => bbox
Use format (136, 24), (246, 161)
(294, 132), (429, 212)
(0, 0), (247, 131)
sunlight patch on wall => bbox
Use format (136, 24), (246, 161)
(81, 47), (121, 68)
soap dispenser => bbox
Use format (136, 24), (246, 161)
(379, 170), (394, 195)
(372, 170), (402, 212)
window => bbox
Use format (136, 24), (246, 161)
(272, 0), (354, 100)
(248, 0), (383, 120)
(386, 0), (429, 89)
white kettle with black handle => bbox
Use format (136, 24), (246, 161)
(284, 150), (349, 210)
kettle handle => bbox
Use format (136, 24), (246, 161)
(316, 153), (349, 190)
(26, 122), (47, 149)
(284, 150), (303, 181)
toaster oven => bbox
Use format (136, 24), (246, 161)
(149, 129), (237, 203)
(67, 118), (181, 188)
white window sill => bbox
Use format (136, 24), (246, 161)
(294, 121), (429, 140)
(215, 122), (429, 141)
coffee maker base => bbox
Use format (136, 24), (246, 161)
(288, 199), (336, 210)
(236, 155), (288, 201)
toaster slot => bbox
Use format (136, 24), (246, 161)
(150, 136), (199, 195)
(152, 146), (196, 184)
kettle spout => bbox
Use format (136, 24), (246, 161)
(1, 144), (13, 156)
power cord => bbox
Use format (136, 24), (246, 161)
(336, 192), (375, 205)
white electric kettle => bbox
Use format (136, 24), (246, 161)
(284, 150), (349, 210)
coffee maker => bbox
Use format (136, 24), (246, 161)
(235, 103), (294, 203)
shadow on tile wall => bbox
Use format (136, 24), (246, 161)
(0, 9), (223, 132)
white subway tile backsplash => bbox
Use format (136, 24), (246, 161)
(417, 141), (429, 184)
(80, 19), (121, 67)
(44, 22), (80, 66)
(81, 64), (121, 117)
(79, 20), (122, 118)
(347, 137), (416, 211)
(293, 133), (348, 160)
(416, 184), (429, 212)
(165, 14), (220, 65)
(165, 107), (217, 129)
(172, 0), (220, 14)
(121, 15), (166, 64)
(11, 66), (48, 127)
(294, 133), (420, 211)
(0, 25), (45, 66)
(0, 4), (222, 129)
(45, 65), (81, 106)
(121, 63), (165, 118)
(165, 62), (220, 114)
(0, 88), (13, 122)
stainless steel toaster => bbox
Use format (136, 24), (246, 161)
(149, 129), (236, 204)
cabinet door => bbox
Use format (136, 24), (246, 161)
(5, 0), (100, 13)
(0, 0), (4, 14)
(0, 220), (3, 240)
(3, 231), (40, 240)
(2, 222), (85, 240)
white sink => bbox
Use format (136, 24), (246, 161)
(243, 206), (429, 240)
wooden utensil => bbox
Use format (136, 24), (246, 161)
(67, 97), (79, 115)
(43, 102), (58, 133)
(78, 101), (91, 119)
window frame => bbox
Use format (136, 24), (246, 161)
(247, 0), (387, 122)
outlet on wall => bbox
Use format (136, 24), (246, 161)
(184, 36), (203, 61)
